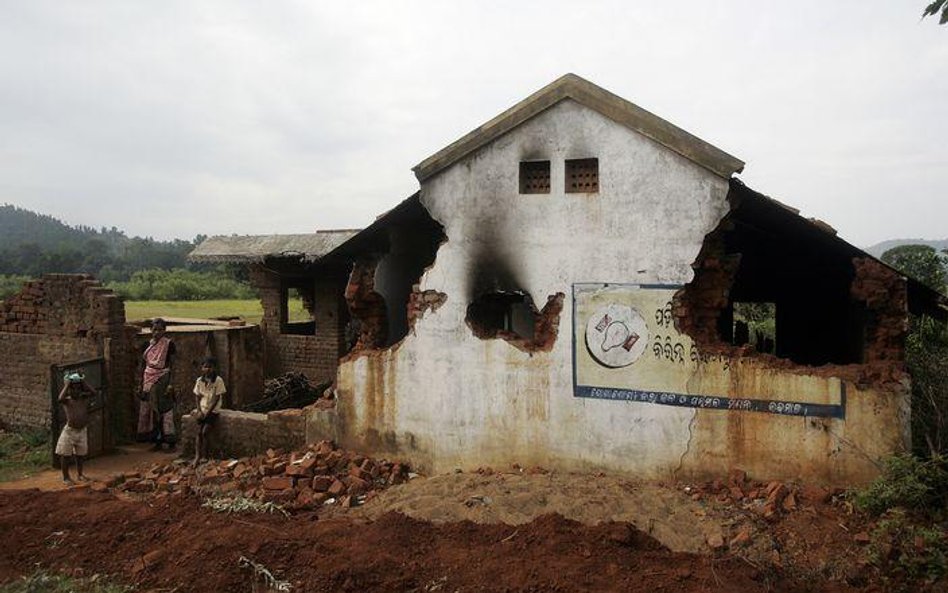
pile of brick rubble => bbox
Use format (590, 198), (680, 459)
(92, 440), (412, 511)
(685, 469), (837, 519)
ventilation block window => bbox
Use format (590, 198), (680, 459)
(732, 302), (776, 354)
(565, 158), (598, 193)
(519, 160), (551, 194)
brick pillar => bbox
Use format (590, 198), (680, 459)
(250, 265), (284, 377)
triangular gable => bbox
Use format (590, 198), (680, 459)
(413, 73), (744, 182)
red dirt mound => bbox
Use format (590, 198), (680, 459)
(0, 488), (840, 593)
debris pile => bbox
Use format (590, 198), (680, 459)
(94, 440), (411, 511)
(684, 469), (840, 522)
(241, 373), (328, 413)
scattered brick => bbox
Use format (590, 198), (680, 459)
(104, 439), (413, 514)
(729, 528), (753, 548)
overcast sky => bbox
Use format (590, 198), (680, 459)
(0, 1), (944, 247)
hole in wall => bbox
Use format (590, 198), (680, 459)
(466, 291), (565, 353)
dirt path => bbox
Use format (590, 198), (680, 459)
(351, 471), (727, 554)
(0, 444), (177, 491)
(0, 488), (846, 593)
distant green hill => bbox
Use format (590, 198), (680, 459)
(0, 203), (203, 281)
(864, 238), (948, 259)
(0, 204), (92, 249)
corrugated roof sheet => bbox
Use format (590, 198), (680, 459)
(187, 230), (360, 263)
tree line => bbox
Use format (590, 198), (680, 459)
(0, 204), (251, 300)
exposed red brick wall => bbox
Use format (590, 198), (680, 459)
(407, 286), (447, 330)
(344, 258), (388, 355)
(851, 257), (908, 364)
(672, 231), (741, 350)
(531, 293), (566, 352)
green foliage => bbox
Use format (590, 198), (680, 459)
(881, 244), (948, 294)
(0, 275), (31, 300)
(732, 301), (776, 353)
(907, 316), (948, 455)
(924, 0), (948, 25)
(107, 269), (255, 301)
(0, 429), (50, 482)
(868, 509), (948, 585)
(853, 454), (948, 516)
(0, 569), (132, 593)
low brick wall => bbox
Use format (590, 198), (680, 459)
(181, 408), (307, 458)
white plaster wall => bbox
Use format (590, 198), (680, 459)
(337, 99), (733, 477)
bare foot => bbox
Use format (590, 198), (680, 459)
(77, 474), (90, 482)
(63, 477), (74, 486)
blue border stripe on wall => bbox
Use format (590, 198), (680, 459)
(574, 384), (845, 418)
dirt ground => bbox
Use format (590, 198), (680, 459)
(0, 449), (931, 592)
(0, 443), (177, 492)
(0, 487), (863, 593)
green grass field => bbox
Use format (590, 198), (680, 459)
(124, 299), (308, 324)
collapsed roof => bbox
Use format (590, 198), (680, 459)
(727, 179), (947, 322)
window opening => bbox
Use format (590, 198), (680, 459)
(565, 158), (598, 193)
(467, 292), (536, 341)
(281, 283), (316, 336)
(519, 160), (551, 194)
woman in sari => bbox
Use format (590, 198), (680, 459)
(137, 318), (177, 450)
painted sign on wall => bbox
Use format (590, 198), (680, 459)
(572, 283), (845, 418)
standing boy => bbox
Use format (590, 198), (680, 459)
(192, 357), (225, 465)
(56, 372), (96, 484)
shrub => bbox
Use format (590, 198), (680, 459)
(107, 268), (255, 301)
(853, 454), (948, 516)
(907, 316), (948, 456)
(868, 509), (948, 585)
(0, 275), (31, 300)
